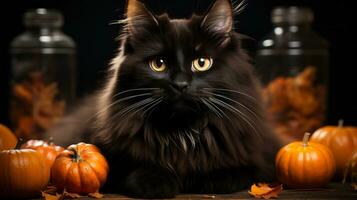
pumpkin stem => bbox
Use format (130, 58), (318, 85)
(72, 145), (82, 162)
(338, 119), (344, 128)
(48, 136), (54, 145)
(15, 138), (24, 149)
(302, 132), (311, 147)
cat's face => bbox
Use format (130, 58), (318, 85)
(109, 0), (256, 132)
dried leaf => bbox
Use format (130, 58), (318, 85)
(88, 192), (104, 198)
(248, 183), (283, 199)
(11, 71), (66, 139)
(261, 184), (283, 199)
(263, 66), (326, 142)
(13, 84), (33, 103)
(41, 191), (63, 200)
(43, 185), (58, 195)
(63, 190), (81, 199)
(351, 183), (357, 190)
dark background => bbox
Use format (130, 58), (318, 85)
(0, 0), (355, 126)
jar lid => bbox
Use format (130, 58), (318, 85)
(24, 8), (63, 27)
(272, 7), (314, 24)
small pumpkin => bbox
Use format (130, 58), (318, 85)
(276, 132), (336, 188)
(0, 124), (17, 151)
(51, 142), (109, 194)
(0, 139), (50, 198)
(21, 138), (64, 167)
(310, 120), (357, 176)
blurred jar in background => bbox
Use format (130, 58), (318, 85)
(255, 7), (329, 142)
(10, 8), (76, 140)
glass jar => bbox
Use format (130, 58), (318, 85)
(10, 8), (76, 139)
(255, 7), (329, 142)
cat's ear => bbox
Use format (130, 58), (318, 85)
(126, 0), (158, 35)
(201, 0), (233, 34)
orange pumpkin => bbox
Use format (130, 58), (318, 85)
(21, 139), (64, 167)
(276, 132), (335, 188)
(51, 142), (109, 194)
(0, 139), (50, 198)
(310, 120), (357, 176)
(0, 124), (17, 151)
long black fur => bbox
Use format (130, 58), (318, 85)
(47, 0), (281, 198)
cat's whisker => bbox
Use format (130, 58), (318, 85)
(203, 97), (230, 119)
(121, 98), (155, 117)
(136, 97), (162, 117)
(111, 97), (155, 120)
(143, 97), (163, 119)
(200, 98), (224, 118)
(129, 97), (161, 117)
(205, 98), (229, 119)
(94, 92), (154, 119)
(202, 90), (260, 120)
(209, 97), (259, 137)
(202, 87), (257, 102)
(112, 87), (160, 99)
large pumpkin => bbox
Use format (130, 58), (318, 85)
(0, 140), (50, 198)
(276, 132), (335, 188)
(51, 142), (109, 194)
(21, 139), (64, 167)
(310, 120), (357, 176)
(0, 124), (17, 151)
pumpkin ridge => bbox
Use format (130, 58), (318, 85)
(77, 160), (85, 193)
(314, 144), (327, 165)
(29, 152), (40, 190)
(304, 149), (312, 185)
(64, 161), (75, 192)
(317, 144), (335, 176)
(86, 154), (107, 185)
(83, 161), (101, 193)
(9, 153), (17, 195)
(3, 153), (11, 195)
(86, 156), (101, 180)
(17, 151), (26, 191)
(301, 149), (306, 185)
(38, 151), (50, 188)
(286, 148), (294, 185)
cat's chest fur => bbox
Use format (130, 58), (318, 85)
(93, 113), (251, 176)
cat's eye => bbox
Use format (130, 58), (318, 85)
(192, 57), (213, 72)
(149, 57), (166, 72)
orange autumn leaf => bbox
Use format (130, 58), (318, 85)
(248, 183), (283, 199)
(88, 192), (104, 198)
(11, 71), (66, 140)
(41, 191), (63, 200)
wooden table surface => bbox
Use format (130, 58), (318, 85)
(33, 183), (356, 200)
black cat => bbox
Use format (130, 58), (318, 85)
(48, 0), (282, 198)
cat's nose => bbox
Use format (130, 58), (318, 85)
(171, 73), (190, 92)
(171, 81), (189, 92)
